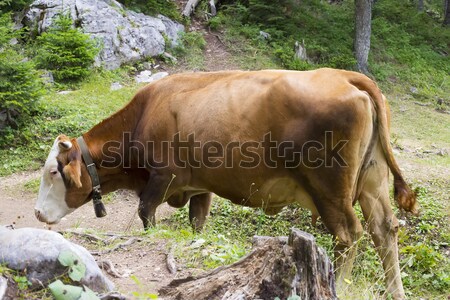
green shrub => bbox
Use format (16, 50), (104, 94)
(117, 0), (181, 21)
(0, 14), (44, 146)
(34, 14), (99, 83)
(173, 31), (207, 55)
(0, 0), (33, 13)
(171, 31), (207, 69)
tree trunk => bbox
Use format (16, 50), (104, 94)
(182, 0), (201, 17)
(209, 0), (219, 16)
(159, 229), (336, 300)
(418, 0), (424, 11)
(444, 0), (450, 26)
(354, 0), (372, 75)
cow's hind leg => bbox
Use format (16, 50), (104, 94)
(358, 161), (405, 299)
(189, 193), (212, 231)
(317, 203), (364, 290)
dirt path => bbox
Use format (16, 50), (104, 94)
(0, 168), (184, 295)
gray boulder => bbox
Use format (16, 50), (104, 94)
(0, 226), (114, 293)
(22, 0), (184, 69)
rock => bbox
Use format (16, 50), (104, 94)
(0, 226), (114, 293)
(150, 72), (169, 81)
(259, 30), (271, 40)
(142, 62), (154, 70)
(135, 71), (169, 83)
(162, 52), (177, 63)
(437, 149), (447, 156)
(0, 276), (7, 299)
(189, 238), (206, 249)
(135, 70), (153, 83)
(295, 40), (309, 62)
(40, 70), (54, 85)
(110, 82), (123, 91)
(22, 0), (184, 70)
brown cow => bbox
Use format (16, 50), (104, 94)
(35, 68), (418, 299)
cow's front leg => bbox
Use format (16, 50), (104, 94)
(189, 193), (212, 231)
(138, 198), (158, 229)
(138, 172), (178, 230)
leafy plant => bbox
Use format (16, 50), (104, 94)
(13, 275), (31, 290)
(34, 14), (100, 83)
(48, 250), (100, 300)
(171, 31), (206, 70)
(58, 250), (87, 282)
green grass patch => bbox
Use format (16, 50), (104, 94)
(0, 72), (136, 176)
(170, 31), (207, 71)
(161, 197), (333, 270)
(208, 0), (449, 110)
(24, 178), (40, 193)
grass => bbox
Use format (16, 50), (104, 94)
(0, 71), (136, 176)
(170, 31), (207, 71)
(208, 0), (449, 109)
(1, 0), (449, 298)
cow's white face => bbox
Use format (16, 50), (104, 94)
(35, 135), (89, 224)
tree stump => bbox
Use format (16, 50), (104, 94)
(159, 228), (336, 300)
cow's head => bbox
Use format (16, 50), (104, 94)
(35, 135), (93, 224)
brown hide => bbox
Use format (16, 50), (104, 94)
(46, 69), (418, 299)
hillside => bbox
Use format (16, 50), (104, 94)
(0, 0), (449, 299)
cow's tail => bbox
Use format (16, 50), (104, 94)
(349, 73), (418, 215)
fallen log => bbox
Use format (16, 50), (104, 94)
(160, 228), (336, 300)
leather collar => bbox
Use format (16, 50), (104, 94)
(77, 136), (107, 218)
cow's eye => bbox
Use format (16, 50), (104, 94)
(49, 170), (58, 177)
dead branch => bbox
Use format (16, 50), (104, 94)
(413, 101), (431, 107)
(208, 27), (226, 46)
(91, 238), (141, 256)
(97, 259), (126, 278)
(166, 247), (177, 274)
(59, 229), (106, 244)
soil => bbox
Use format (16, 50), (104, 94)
(0, 169), (181, 295)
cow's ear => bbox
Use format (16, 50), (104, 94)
(63, 159), (82, 188)
(58, 135), (72, 152)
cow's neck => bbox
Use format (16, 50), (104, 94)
(80, 96), (148, 194)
